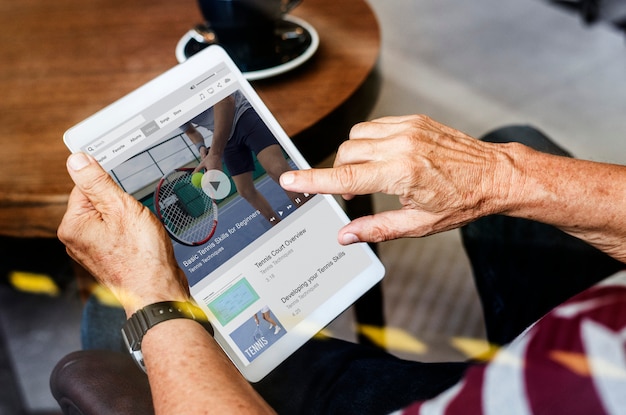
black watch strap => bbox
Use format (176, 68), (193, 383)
(122, 301), (214, 372)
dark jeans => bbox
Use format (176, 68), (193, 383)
(81, 125), (624, 415)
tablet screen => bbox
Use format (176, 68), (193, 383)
(64, 46), (384, 381)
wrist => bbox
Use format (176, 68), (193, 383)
(195, 142), (207, 153)
(119, 271), (191, 317)
(124, 291), (190, 318)
(122, 301), (214, 373)
(480, 141), (531, 217)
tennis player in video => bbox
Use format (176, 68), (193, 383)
(184, 91), (303, 224)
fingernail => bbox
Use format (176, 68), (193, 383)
(68, 153), (91, 171)
(341, 233), (360, 245)
(281, 172), (294, 186)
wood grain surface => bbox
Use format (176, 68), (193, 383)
(0, 0), (379, 237)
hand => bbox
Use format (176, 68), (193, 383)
(193, 152), (223, 173)
(58, 153), (190, 316)
(280, 115), (515, 244)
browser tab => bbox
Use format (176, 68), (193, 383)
(141, 121), (160, 136)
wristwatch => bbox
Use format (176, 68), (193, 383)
(122, 301), (214, 373)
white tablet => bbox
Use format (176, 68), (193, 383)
(64, 45), (384, 382)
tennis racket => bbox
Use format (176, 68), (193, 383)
(154, 167), (218, 246)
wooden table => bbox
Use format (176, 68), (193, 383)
(0, 0), (380, 239)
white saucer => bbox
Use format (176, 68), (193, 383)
(176, 15), (319, 81)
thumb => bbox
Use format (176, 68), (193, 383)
(337, 210), (438, 245)
(66, 153), (124, 206)
(337, 213), (402, 245)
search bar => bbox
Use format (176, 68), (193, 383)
(85, 114), (146, 154)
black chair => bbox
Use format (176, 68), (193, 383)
(50, 350), (153, 415)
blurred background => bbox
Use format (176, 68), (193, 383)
(1, 0), (625, 413)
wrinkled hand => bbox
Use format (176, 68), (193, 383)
(281, 115), (514, 244)
(58, 153), (190, 316)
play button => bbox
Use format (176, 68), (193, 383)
(200, 169), (232, 200)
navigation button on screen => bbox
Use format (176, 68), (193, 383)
(201, 169), (232, 200)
